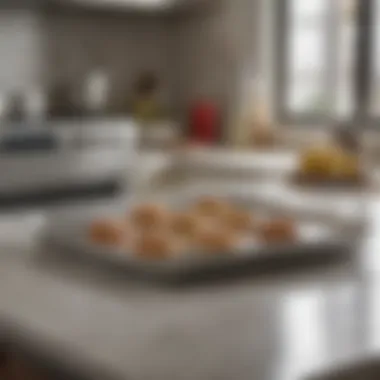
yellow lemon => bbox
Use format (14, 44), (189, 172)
(300, 146), (335, 177)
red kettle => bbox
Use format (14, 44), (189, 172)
(189, 100), (220, 144)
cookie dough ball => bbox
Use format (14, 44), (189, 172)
(194, 196), (231, 218)
(130, 203), (169, 231)
(135, 233), (177, 260)
(171, 211), (203, 238)
(224, 208), (254, 233)
(89, 219), (125, 246)
(196, 227), (237, 254)
(259, 218), (296, 244)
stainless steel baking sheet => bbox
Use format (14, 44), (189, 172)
(41, 190), (360, 283)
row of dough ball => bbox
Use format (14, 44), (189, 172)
(89, 198), (296, 260)
(133, 200), (254, 235)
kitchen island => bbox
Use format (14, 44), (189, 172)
(0, 152), (375, 380)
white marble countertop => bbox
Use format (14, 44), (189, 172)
(0, 147), (375, 380)
(0, 178), (372, 380)
(173, 148), (298, 179)
(0, 254), (364, 380)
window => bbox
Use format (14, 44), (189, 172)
(276, 0), (358, 123)
(286, 0), (329, 115)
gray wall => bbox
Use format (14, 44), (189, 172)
(0, 2), (259, 123)
(173, 0), (258, 125)
(43, 10), (175, 111)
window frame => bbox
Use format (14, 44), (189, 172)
(274, 0), (374, 127)
(355, 0), (375, 124)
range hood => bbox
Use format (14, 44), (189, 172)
(65, 0), (206, 12)
(69, 0), (180, 10)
